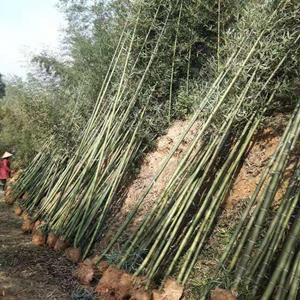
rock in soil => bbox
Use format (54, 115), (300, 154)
(211, 288), (237, 300)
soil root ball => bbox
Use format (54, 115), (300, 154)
(152, 290), (164, 300)
(90, 257), (109, 276)
(33, 220), (41, 232)
(131, 289), (151, 300)
(95, 266), (125, 298)
(33, 220), (46, 233)
(95, 267), (151, 300)
(73, 259), (98, 285)
(21, 219), (34, 233)
(22, 212), (30, 221)
(152, 279), (184, 300)
(65, 247), (82, 263)
(14, 205), (22, 216)
(4, 187), (14, 205)
(211, 288), (237, 300)
(54, 237), (70, 252)
(32, 230), (46, 246)
(47, 233), (58, 248)
(97, 260), (110, 276)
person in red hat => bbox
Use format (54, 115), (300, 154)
(0, 152), (13, 191)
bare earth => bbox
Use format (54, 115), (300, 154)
(0, 193), (79, 300)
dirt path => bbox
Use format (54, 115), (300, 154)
(0, 193), (80, 300)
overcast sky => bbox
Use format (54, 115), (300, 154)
(0, 0), (65, 79)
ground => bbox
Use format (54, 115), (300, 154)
(0, 192), (80, 300)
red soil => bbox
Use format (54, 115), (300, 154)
(225, 127), (281, 208)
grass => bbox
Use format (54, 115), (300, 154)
(71, 287), (98, 300)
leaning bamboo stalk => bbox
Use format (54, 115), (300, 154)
(175, 114), (259, 283)
(37, 3), (176, 253)
(261, 192), (300, 300)
(168, 0), (183, 122)
(115, 32), (261, 263)
(77, 105), (149, 254)
(274, 246), (295, 300)
(229, 100), (300, 269)
(97, 44), (244, 261)
(135, 51), (286, 282)
(100, 0), (292, 270)
(179, 113), (265, 284)
(247, 159), (300, 290)
(69, 9), (143, 242)
(288, 248), (300, 300)
(233, 102), (300, 286)
(132, 67), (258, 279)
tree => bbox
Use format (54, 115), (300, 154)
(0, 73), (6, 99)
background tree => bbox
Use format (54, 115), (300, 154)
(0, 73), (6, 99)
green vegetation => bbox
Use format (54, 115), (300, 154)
(71, 287), (97, 300)
(207, 103), (300, 299)
(12, 0), (241, 256)
(98, 0), (300, 290)
(0, 0), (239, 164)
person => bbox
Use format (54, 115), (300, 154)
(0, 152), (13, 191)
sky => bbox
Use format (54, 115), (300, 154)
(0, 0), (65, 79)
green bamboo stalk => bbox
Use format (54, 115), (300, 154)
(168, 0), (183, 122)
(261, 192), (300, 300)
(97, 46), (243, 262)
(133, 66), (259, 279)
(288, 248), (300, 300)
(247, 160), (300, 287)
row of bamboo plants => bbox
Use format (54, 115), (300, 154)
(96, 0), (300, 289)
(13, 0), (202, 258)
(205, 100), (300, 299)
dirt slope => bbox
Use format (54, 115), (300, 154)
(121, 119), (201, 225)
(0, 193), (79, 300)
(96, 119), (201, 249)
